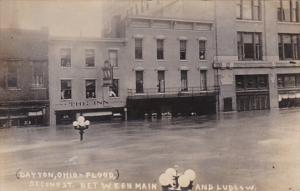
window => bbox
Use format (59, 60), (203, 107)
(181, 70), (188, 91)
(157, 39), (164, 60)
(85, 49), (95, 67)
(157, 71), (165, 93)
(32, 63), (44, 88)
(235, 75), (268, 90)
(60, 48), (71, 67)
(199, 40), (206, 60)
(109, 50), (118, 67)
(278, 34), (300, 60)
(61, 80), (72, 100)
(7, 64), (18, 88)
(237, 32), (262, 60)
(110, 79), (119, 97)
(277, 74), (300, 87)
(180, 40), (187, 60)
(136, 71), (144, 93)
(200, 70), (207, 90)
(135, 38), (143, 59)
(236, 0), (261, 20)
(278, 0), (300, 22)
(86, 80), (96, 99)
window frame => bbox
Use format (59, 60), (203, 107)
(236, 0), (262, 20)
(7, 63), (18, 89)
(237, 32), (263, 61)
(85, 79), (96, 99)
(179, 40), (187, 60)
(199, 40), (206, 60)
(60, 48), (71, 67)
(85, 49), (95, 67)
(157, 39), (164, 60)
(278, 33), (300, 60)
(134, 38), (143, 60)
(32, 62), (45, 88)
(60, 79), (72, 100)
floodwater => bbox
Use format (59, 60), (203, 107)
(0, 109), (299, 191)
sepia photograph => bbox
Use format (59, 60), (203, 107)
(0, 0), (300, 190)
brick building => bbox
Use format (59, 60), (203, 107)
(0, 28), (49, 127)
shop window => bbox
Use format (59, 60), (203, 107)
(135, 38), (143, 59)
(61, 80), (72, 100)
(7, 64), (18, 89)
(157, 39), (164, 60)
(277, 75), (284, 88)
(180, 40), (187, 60)
(199, 40), (206, 60)
(85, 49), (95, 67)
(86, 80), (96, 99)
(236, 75), (245, 90)
(60, 48), (71, 67)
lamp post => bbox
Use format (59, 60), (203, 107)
(73, 116), (90, 141)
(159, 168), (196, 191)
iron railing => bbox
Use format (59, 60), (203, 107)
(127, 86), (219, 99)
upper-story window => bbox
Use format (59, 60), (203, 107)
(237, 32), (263, 61)
(236, 0), (261, 20)
(109, 49), (118, 67)
(180, 40), (187, 60)
(60, 48), (71, 67)
(135, 38), (143, 59)
(85, 80), (96, 99)
(278, 0), (300, 22)
(61, 80), (72, 100)
(157, 39), (164, 60)
(278, 34), (300, 60)
(32, 63), (44, 88)
(85, 49), (95, 67)
(199, 40), (206, 60)
(7, 64), (18, 89)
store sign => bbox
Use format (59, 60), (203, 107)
(56, 100), (109, 108)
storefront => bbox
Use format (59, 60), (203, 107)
(235, 74), (270, 111)
(0, 104), (48, 128)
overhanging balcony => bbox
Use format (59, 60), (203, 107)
(127, 86), (219, 100)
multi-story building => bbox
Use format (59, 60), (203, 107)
(48, 0), (300, 125)
(214, 0), (300, 112)
(48, 37), (127, 125)
(0, 28), (49, 127)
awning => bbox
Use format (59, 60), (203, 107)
(296, 93), (300, 98)
(28, 111), (43, 116)
(83, 111), (112, 117)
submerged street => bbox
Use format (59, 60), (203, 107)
(0, 109), (299, 191)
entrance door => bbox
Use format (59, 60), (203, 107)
(136, 71), (144, 93)
(158, 71), (165, 93)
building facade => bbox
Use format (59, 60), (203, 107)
(47, 0), (300, 124)
(48, 37), (127, 125)
(0, 28), (49, 127)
